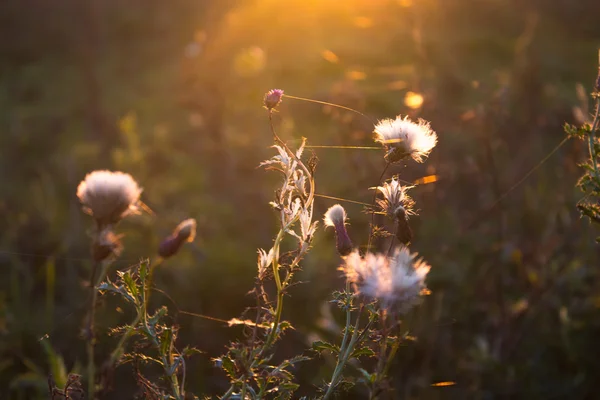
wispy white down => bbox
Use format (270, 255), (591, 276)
(374, 115), (437, 163)
(77, 170), (142, 224)
(323, 204), (347, 227)
(342, 247), (430, 312)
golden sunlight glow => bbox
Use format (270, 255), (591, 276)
(346, 70), (367, 80)
(233, 46), (266, 77)
(413, 175), (439, 185)
(321, 50), (340, 63)
(404, 91), (424, 109)
(354, 16), (373, 28)
(431, 381), (456, 387)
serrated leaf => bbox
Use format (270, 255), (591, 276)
(351, 346), (376, 358)
(312, 341), (340, 354)
(120, 271), (140, 300)
(98, 281), (136, 304)
(216, 356), (236, 378)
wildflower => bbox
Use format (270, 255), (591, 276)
(373, 176), (414, 244)
(77, 170), (142, 226)
(374, 115), (437, 163)
(264, 89), (284, 110)
(158, 218), (197, 258)
(373, 177), (414, 219)
(324, 204), (353, 256)
(91, 228), (123, 262)
(342, 247), (430, 312)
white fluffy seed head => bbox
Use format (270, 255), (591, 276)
(374, 115), (437, 163)
(77, 170), (142, 225)
(323, 204), (347, 227)
(342, 247), (430, 313)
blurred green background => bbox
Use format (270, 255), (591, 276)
(1, 0), (600, 398)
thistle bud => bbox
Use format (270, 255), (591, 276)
(394, 207), (413, 245)
(323, 204), (354, 256)
(92, 228), (122, 262)
(264, 89), (284, 110)
(158, 218), (197, 258)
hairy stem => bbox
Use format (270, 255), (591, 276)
(367, 163), (390, 251)
(323, 305), (363, 400)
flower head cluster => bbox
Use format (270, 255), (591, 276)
(373, 177), (414, 219)
(77, 170), (142, 226)
(324, 204), (353, 256)
(264, 89), (284, 110)
(342, 247), (430, 312)
(374, 115), (437, 163)
(158, 218), (197, 259)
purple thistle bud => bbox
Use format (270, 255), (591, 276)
(264, 89), (284, 110)
(595, 68), (600, 92)
(158, 218), (197, 259)
(333, 221), (353, 256)
(324, 204), (354, 256)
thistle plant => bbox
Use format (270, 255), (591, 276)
(566, 52), (600, 232)
(217, 90), (318, 399)
(76, 170), (142, 398)
(65, 87), (439, 399)
(214, 91), (437, 399)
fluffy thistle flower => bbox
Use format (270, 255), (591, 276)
(324, 204), (353, 256)
(342, 247), (430, 312)
(77, 170), (142, 226)
(264, 89), (284, 110)
(374, 115), (437, 163)
(158, 218), (197, 258)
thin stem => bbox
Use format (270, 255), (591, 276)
(315, 193), (373, 207)
(306, 145), (380, 150)
(283, 94), (375, 125)
(588, 97), (600, 182)
(367, 163), (391, 251)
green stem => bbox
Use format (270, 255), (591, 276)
(140, 261), (182, 400)
(323, 306), (363, 400)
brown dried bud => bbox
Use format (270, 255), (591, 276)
(92, 228), (122, 262)
(158, 218), (197, 258)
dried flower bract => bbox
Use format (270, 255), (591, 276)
(373, 177), (414, 219)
